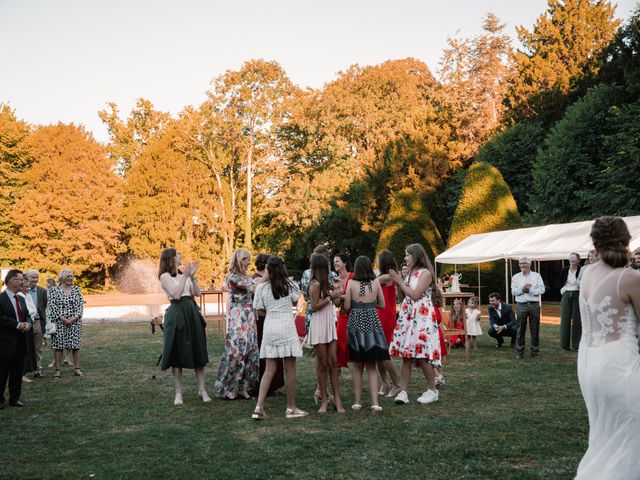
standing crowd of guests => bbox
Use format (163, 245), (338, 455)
(0, 268), (85, 408)
(157, 242), (448, 417)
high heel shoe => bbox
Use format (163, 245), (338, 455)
(73, 368), (83, 377)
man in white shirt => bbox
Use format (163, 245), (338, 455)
(511, 257), (545, 359)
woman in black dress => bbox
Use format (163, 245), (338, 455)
(158, 248), (210, 406)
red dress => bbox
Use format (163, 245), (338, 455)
(434, 306), (448, 358)
(336, 272), (354, 368)
(376, 282), (397, 345)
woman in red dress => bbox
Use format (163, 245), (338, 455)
(333, 253), (353, 370)
(375, 250), (401, 397)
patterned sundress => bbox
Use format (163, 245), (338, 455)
(390, 269), (442, 366)
(213, 273), (259, 398)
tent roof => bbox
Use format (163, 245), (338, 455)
(435, 216), (640, 264)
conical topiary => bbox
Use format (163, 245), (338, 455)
(445, 161), (522, 295)
(376, 188), (444, 265)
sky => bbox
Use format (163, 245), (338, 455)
(1, 0), (637, 143)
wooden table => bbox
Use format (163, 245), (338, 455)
(199, 289), (224, 317)
(441, 292), (474, 355)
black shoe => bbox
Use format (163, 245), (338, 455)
(10, 400), (25, 407)
(496, 343), (503, 348)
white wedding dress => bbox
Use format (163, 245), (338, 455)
(576, 266), (640, 479)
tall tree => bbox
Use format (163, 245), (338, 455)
(0, 105), (31, 265)
(438, 12), (513, 161)
(9, 123), (123, 286)
(505, 0), (619, 123)
(205, 59), (296, 249)
(122, 123), (224, 284)
(99, 98), (170, 176)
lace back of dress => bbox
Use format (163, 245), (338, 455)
(580, 268), (638, 348)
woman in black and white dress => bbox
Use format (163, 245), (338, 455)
(48, 269), (84, 379)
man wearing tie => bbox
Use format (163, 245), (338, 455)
(0, 269), (33, 408)
(487, 292), (517, 348)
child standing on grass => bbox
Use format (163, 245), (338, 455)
(465, 296), (482, 351)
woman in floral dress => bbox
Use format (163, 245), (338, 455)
(213, 248), (260, 399)
(389, 243), (442, 406)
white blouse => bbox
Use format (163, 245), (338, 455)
(160, 272), (193, 300)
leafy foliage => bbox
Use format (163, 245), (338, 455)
(476, 121), (546, 215)
(9, 124), (123, 286)
(529, 84), (639, 223)
(376, 189), (445, 265)
(506, 0), (619, 124)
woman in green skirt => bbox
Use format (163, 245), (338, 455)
(159, 248), (210, 406)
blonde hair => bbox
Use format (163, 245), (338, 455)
(229, 248), (250, 275)
(58, 268), (73, 284)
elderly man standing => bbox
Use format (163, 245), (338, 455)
(25, 270), (47, 377)
(512, 257), (545, 359)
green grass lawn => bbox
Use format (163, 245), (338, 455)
(2, 321), (587, 480)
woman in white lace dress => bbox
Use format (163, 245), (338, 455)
(576, 216), (640, 479)
(251, 256), (307, 420)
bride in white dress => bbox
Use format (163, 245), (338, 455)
(576, 216), (640, 479)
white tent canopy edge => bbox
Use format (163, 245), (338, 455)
(435, 215), (640, 302)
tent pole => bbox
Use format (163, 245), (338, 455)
(477, 263), (481, 311)
(504, 257), (508, 303)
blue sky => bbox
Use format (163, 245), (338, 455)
(1, 0), (636, 142)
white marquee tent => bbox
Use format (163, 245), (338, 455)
(435, 215), (640, 302)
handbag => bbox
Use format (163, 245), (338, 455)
(45, 321), (56, 335)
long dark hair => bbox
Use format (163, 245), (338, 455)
(377, 250), (397, 275)
(353, 256), (376, 281)
(267, 256), (291, 300)
(255, 253), (270, 272)
(310, 253), (330, 298)
(158, 248), (178, 279)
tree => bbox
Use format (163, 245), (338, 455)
(122, 123), (224, 284)
(9, 123), (123, 287)
(438, 12), (513, 161)
(99, 99), (170, 176)
(205, 59), (297, 249)
(446, 161), (522, 294)
(529, 84), (638, 223)
(0, 105), (31, 265)
(376, 189), (445, 266)
(476, 120), (546, 214)
(505, 0), (619, 124)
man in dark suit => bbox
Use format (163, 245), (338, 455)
(0, 269), (32, 408)
(25, 269), (47, 377)
(487, 292), (517, 348)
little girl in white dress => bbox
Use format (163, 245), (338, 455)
(465, 296), (482, 351)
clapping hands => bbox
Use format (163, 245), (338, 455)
(388, 269), (403, 285)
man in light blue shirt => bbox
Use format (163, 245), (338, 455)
(511, 257), (545, 359)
